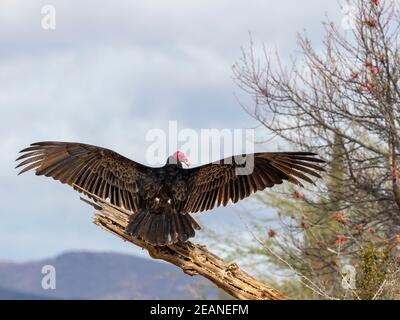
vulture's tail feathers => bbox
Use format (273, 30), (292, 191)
(125, 210), (201, 246)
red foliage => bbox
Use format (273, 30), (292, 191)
(351, 72), (359, 81)
(370, 66), (380, 75)
(313, 261), (323, 270)
(363, 18), (377, 28)
(365, 61), (380, 75)
(365, 61), (373, 69)
(361, 81), (377, 95)
(293, 191), (302, 200)
(332, 212), (347, 225)
(336, 234), (347, 246)
(368, 226), (376, 234)
(300, 217), (309, 230)
(367, 82), (377, 95)
(268, 229), (277, 238)
(390, 168), (398, 180)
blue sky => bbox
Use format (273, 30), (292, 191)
(0, 0), (341, 262)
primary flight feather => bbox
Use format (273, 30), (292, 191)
(16, 141), (325, 246)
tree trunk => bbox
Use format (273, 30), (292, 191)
(80, 192), (286, 300)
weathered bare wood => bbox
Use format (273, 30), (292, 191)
(80, 192), (286, 300)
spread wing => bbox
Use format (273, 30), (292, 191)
(16, 141), (161, 212)
(182, 152), (325, 213)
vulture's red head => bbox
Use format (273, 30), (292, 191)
(168, 151), (190, 168)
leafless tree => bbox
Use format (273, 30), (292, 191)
(232, 0), (400, 298)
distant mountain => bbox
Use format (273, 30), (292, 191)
(0, 287), (51, 300)
(0, 251), (219, 300)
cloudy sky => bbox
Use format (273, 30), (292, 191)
(0, 0), (342, 262)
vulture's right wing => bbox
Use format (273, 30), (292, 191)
(16, 141), (160, 212)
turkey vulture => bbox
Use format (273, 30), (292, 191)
(16, 141), (325, 246)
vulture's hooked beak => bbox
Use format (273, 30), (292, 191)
(183, 160), (190, 168)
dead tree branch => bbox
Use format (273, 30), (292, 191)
(80, 192), (286, 300)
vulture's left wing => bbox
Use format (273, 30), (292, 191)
(182, 152), (325, 213)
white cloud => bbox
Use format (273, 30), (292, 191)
(0, 0), (340, 261)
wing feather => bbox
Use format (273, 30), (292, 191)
(182, 152), (325, 213)
(16, 141), (160, 212)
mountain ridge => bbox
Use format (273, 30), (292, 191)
(0, 250), (218, 299)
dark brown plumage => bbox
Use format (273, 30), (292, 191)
(16, 141), (325, 246)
